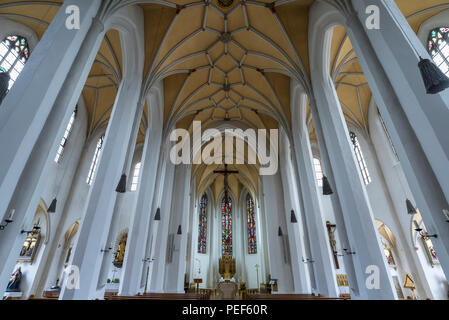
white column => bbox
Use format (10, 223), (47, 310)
(293, 85), (362, 298)
(341, 2), (449, 284)
(309, 73), (396, 298)
(164, 164), (191, 293)
(310, 109), (363, 299)
(0, 10), (105, 297)
(292, 123), (339, 298)
(261, 173), (295, 293)
(95, 100), (146, 297)
(351, 0), (449, 203)
(0, 0), (102, 220)
(279, 131), (312, 294)
(119, 99), (164, 296)
(59, 76), (142, 300)
(149, 160), (176, 292)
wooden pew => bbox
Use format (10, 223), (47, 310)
(106, 292), (210, 300)
(243, 293), (347, 300)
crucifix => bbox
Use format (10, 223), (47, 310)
(213, 164), (238, 200)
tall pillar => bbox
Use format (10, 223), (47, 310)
(119, 97), (164, 296)
(350, 0), (449, 203)
(309, 75), (396, 299)
(293, 85), (362, 298)
(338, 1), (449, 284)
(59, 76), (142, 300)
(292, 123), (339, 298)
(0, 7), (105, 296)
(261, 173), (295, 293)
(279, 130), (312, 294)
(0, 0), (102, 220)
(95, 100), (146, 297)
(149, 159), (176, 292)
(164, 164), (191, 293)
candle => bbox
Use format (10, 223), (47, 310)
(443, 209), (449, 221)
(7, 209), (15, 221)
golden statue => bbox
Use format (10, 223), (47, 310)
(219, 255), (236, 280)
(113, 233), (127, 268)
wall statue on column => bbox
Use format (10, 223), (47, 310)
(6, 267), (22, 292)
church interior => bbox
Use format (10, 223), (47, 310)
(1, 0), (449, 301)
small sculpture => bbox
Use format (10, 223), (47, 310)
(6, 267), (22, 292)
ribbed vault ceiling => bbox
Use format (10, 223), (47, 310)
(0, 0), (447, 199)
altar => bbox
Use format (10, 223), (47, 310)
(217, 280), (238, 300)
(216, 255), (239, 300)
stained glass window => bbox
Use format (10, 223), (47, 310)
(221, 194), (232, 255)
(428, 27), (449, 76)
(86, 135), (104, 185)
(246, 194), (257, 254)
(0, 35), (30, 90)
(197, 194), (208, 254)
(350, 132), (371, 185)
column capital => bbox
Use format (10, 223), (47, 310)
(319, 0), (357, 21)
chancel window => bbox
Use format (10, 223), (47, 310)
(428, 27), (449, 76)
(86, 135), (104, 185)
(221, 195), (232, 255)
(54, 107), (77, 163)
(349, 132), (371, 185)
(313, 158), (323, 187)
(246, 194), (257, 254)
(197, 194), (208, 254)
(130, 162), (141, 191)
(0, 35), (30, 90)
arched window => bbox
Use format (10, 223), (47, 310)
(54, 106), (77, 163)
(197, 194), (208, 254)
(0, 35), (30, 89)
(313, 158), (323, 187)
(86, 135), (104, 185)
(130, 162), (141, 191)
(221, 194), (232, 255)
(349, 132), (371, 185)
(428, 27), (449, 76)
(246, 194), (257, 254)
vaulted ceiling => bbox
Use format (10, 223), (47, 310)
(1, 0), (447, 201)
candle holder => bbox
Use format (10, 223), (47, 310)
(101, 246), (112, 253)
(21, 223), (40, 234)
(0, 218), (13, 230)
(302, 257), (315, 263)
(1, 210), (15, 230)
(343, 248), (356, 255)
(415, 228), (437, 240)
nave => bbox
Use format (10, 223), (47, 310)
(1, 0), (449, 301)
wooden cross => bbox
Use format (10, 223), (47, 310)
(213, 164), (238, 197)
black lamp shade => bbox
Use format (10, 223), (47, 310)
(48, 198), (57, 213)
(322, 176), (333, 195)
(154, 208), (161, 221)
(406, 199), (417, 215)
(0, 72), (10, 104)
(115, 174), (127, 193)
(291, 210), (298, 223)
(418, 57), (449, 94)
(177, 225), (182, 235)
(278, 226), (283, 236)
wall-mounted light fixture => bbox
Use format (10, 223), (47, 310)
(0, 209), (15, 230)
